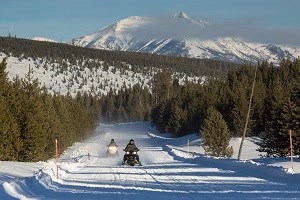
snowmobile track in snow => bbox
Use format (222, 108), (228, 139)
(2, 122), (300, 200)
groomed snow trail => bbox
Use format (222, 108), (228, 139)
(2, 122), (300, 200)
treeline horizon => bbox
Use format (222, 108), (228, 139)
(0, 36), (238, 78)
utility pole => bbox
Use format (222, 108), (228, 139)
(289, 130), (294, 171)
(238, 66), (258, 160)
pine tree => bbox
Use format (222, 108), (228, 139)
(277, 100), (299, 156)
(165, 99), (186, 137)
(200, 107), (233, 157)
(115, 89), (126, 122)
(259, 76), (288, 157)
(251, 68), (267, 134)
(19, 66), (48, 161)
(151, 102), (168, 132)
(152, 69), (173, 105)
(290, 70), (300, 156)
(0, 59), (9, 95)
(230, 80), (252, 136)
(103, 89), (116, 122)
(41, 92), (64, 158)
(227, 65), (256, 136)
(0, 96), (22, 160)
(0, 59), (22, 160)
(260, 98), (299, 157)
(52, 95), (73, 151)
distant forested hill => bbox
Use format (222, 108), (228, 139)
(0, 36), (238, 78)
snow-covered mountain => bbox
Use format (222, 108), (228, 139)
(72, 12), (300, 64)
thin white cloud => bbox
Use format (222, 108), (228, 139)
(128, 17), (300, 47)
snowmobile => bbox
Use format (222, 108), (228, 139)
(122, 150), (141, 166)
(106, 145), (119, 156)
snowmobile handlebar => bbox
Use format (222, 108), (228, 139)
(123, 149), (139, 152)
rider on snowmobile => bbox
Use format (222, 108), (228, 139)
(108, 139), (118, 147)
(123, 139), (139, 163)
(106, 139), (118, 155)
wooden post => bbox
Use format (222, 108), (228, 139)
(55, 139), (58, 179)
(238, 66), (257, 160)
(289, 130), (294, 171)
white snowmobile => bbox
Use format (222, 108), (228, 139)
(106, 139), (119, 156)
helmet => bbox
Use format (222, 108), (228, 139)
(129, 139), (134, 144)
(111, 139), (115, 142)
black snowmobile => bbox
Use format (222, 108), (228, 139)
(122, 149), (141, 166)
(122, 139), (141, 166)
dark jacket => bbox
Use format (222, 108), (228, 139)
(108, 141), (118, 147)
(124, 143), (139, 152)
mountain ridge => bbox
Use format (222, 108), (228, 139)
(72, 13), (300, 64)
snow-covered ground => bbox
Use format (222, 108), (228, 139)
(0, 122), (299, 199)
(0, 53), (203, 98)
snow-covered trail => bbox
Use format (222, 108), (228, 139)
(1, 122), (300, 200)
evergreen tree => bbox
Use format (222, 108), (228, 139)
(259, 76), (288, 157)
(290, 71), (300, 156)
(52, 95), (73, 151)
(0, 59), (22, 160)
(227, 65), (256, 136)
(183, 83), (206, 133)
(229, 79), (252, 136)
(115, 89), (126, 122)
(19, 67), (48, 161)
(152, 69), (173, 105)
(251, 68), (267, 134)
(0, 96), (22, 160)
(103, 89), (116, 122)
(0, 59), (9, 96)
(200, 107), (233, 157)
(165, 99), (186, 137)
(151, 102), (168, 132)
(277, 100), (299, 156)
(41, 92), (63, 158)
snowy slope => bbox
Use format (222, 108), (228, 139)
(72, 16), (151, 50)
(0, 52), (202, 97)
(73, 12), (300, 64)
(1, 122), (299, 199)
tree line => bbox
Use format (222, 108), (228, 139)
(149, 59), (300, 158)
(0, 59), (97, 161)
(95, 58), (299, 158)
(0, 36), (238, 78)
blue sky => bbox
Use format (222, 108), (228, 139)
(1, 0), (299, 43)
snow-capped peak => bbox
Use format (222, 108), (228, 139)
(72, 13), (300, 64)
(173, 11), (190, 19)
